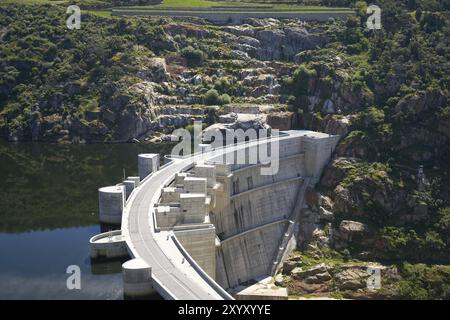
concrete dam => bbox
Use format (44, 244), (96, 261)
(89, 130), (339, 299)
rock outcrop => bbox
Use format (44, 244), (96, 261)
(280, 253), (401, 298)
(230, 26), (330, 62)
(266, 112), (296, 131)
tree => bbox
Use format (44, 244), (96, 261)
(203, 89), (230, 106)
(181, 46), (207, 67)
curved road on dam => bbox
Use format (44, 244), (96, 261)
(122, 130), (313, 300)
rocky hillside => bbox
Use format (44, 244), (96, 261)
(0, 1), (449, 299)
(276, 0), (450, 299)
(0, 5), (333, 143)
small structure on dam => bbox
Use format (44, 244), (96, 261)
(122, 258), (155, 298)
(89, 230), (128, 259)
(89, 130), (340, 299)
(98, 185), (126, 224)
(138, 153), (160, 180)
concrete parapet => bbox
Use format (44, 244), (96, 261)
(138, 153), (160, 180)
(89, 230), (128, 259)
(98, 185), (125, 224)
(122, 258), (155, 298)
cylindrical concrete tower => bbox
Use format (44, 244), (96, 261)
(138, 154), (160, 181)
(98, 185), (125, 224)
(122, 258), (154, 298)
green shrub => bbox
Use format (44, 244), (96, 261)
(181, 46), (207, 67)
(203, 89), (220, 105)
(214, 78), (231, 94)
(203, 89), (231, 106)
(218, 93), (231, 105)
(397, 263), (450, 300)
(291, 64), (317, 97)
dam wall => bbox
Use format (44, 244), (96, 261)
(209, 132), (339, 290)
(212, 174), (304, 239)
(174, 225), (217, 279)
(216, 221), (287, 289)
(303, 135), (340, 183)
(92, 131), (339, 298)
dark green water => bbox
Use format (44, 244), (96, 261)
(0, 139), (172, 299)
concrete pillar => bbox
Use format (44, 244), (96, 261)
(155, 205), (181, 229)
(138, 154), (160, 180)
(180, 193), (207, 224)
(127, 176), (140, 187)
(184, 177), (207, 194)
(198, 143), (212, 153)
(123, 180), (136, 199)
(195, 164), (216, 189)
(161, 187), (182, 203)
(175, 172), (188, 184)
(122, 258), (154, 298)
(98, 185), (125, 224)
(302, 135), (339, 182)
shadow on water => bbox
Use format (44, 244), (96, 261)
(100, 223), (122, 234)
(90, 257), (129, 275)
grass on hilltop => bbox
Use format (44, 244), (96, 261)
(148, 0), (352, 10)
(0, 0), (106, 6)
(2, 0), (352, 11)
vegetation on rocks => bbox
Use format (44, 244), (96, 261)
(0, 0), (448, 299)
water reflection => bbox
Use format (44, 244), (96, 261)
(0, 139), (174, 233)
(91, 258), (127, 275)
(0, 140), (171, 299)
(0, 225), (123, 299)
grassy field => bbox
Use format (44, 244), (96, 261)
(1, 0), (354, 18)
(2, 0), (351, 10)
(151, 0), (351, 10)
(112, 8), (354, 13)
(0, 0), (106, 5)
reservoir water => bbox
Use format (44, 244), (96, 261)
(0, 139), (173, 299)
